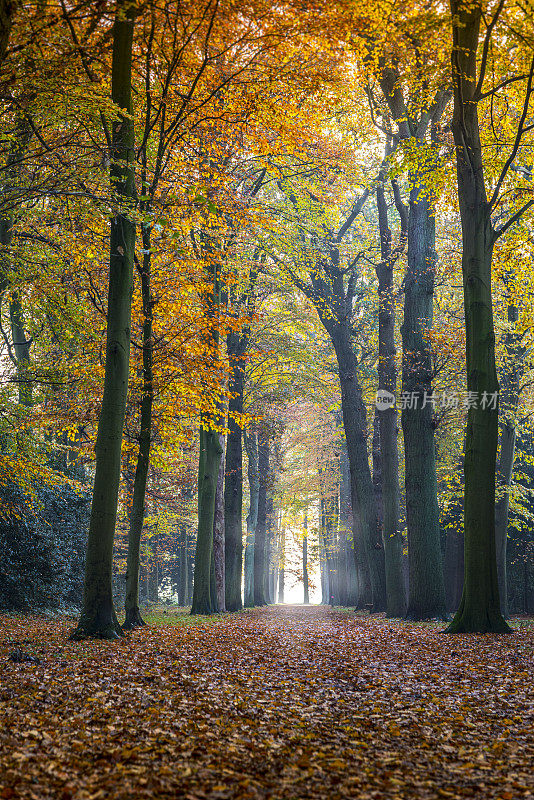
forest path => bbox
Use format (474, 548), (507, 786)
(1, 607), (533, 799)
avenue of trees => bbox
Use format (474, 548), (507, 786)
(1, 0), (533, 634)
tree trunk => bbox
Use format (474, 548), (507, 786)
(303, 512), (309, 604)
(0, 117), (33, 408)
(191, 427), (223, 614)
(253, 429), (269, 606)
(339, 442), (358, 605)
(278, 527), (285, 603)
(244, 429), (259, 607)
(176, 522), (189, 606)
(495, 303), (521, 619)
(123, 226), (153, 630)
(71, 1), (136, 640)
(332, 328), (386, 611)
(213, 434), (226, 612)
(402, 189), (447, 620)
(446, 0), (510, 632)
(224, 330), (246, 611)
(443, 483), (464, 613)
(495, 422), (515, 620)
(266, 480), (276, 603)
(376, 182), (406, 617)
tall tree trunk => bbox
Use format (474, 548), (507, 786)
(495, 422), (515, 620)
(177, 522), (189, 606)
(213, 434), (226, 612)
(266, 475), (276, 603)
(320, 535), (329, 605)
(191, 226), (224, 615)
(0, 117), (33, 408)
(376, 179), (407, 617)
(402, 189), (447, 620)
(446, 0), (510, 632)
(443, 474), (464, 613)
(123, 226), (153, 630)
(495, 303), (521, 618)
(332, 328), (386, 611)
(71, 1), (136, 640)
(244, 429), (259, 607)
(224, 329), (246, 611)
(339, 441), (358, 605)
(253, 428), (269, 606)
(303, 512), (309, 604)
(377, 69), (451, 621)
(278, 526), (285, 603)
(191, 427), (223, 614)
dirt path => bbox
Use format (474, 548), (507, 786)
(1, 605), (533, 799)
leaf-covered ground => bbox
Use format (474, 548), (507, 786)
(1, 605), (533, 799)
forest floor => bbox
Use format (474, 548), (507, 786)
(0, 605), (533, 800)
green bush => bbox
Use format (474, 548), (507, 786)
(0, 480), (90, 610)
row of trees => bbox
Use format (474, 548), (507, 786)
(0, 0), (533, 634)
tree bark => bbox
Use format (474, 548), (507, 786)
(123, 226), (153, 630)
(0, 116), (33, 408)
(213, 434), (226, 612)
(224, 329), (246, 611)
(443, 473), (464, 613)
(191, 427), (223, 614)
(495, 303), (521, 618)
(244, 429), (259, 607)
(377, 68), (450, 621)
(303, 512), (309, 604)
(278, 527), (285, 603)
(339, 441), (358, 605)
(446, 0), (510, 632)
(71, 0), (136, 640)
(375, 180), (407, 617)
(253, 428), (269, 606)
(177, 522), (189, 606)
(332, 327), (387, 611)
(402, 189), (447, 620)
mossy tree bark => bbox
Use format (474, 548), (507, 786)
(123, 225), (153, 630)
(71, 0), (136, 640)
(445, 0), (533, 632)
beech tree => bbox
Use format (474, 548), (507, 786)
(447, 0), (534, 633)
(71, 0), (136, 640)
